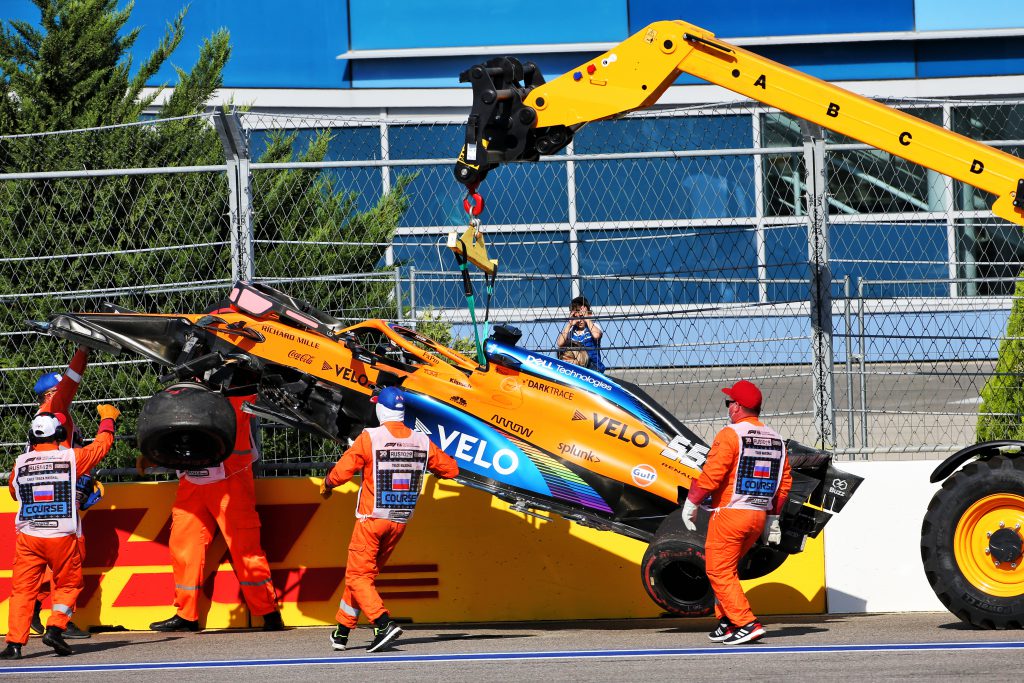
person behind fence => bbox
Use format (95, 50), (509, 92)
(143, 331), (284, 634)
(681, 380), (791, 646)
(2, 405), (120, 660)
(556, 295), (606, 372)
(30, 345), (95, 641)
(320, 386), (459, 653)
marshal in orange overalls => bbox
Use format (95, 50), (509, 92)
(324, 416), (458, 630)
(687, 389), (792, 631)
(32, 347), (90, 631)
(152, 395), (280, 629)
(3, 406), (118, 659)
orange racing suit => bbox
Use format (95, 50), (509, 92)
(167, 395), (278, 622)
(33, 347), (90, 608)
(325, 421), (459, 628)
(688, 416), (792, 626)
(6, 419), (115, 645)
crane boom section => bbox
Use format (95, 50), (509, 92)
(456, 19), (1024, 227)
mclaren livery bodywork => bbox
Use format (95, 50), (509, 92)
(37, 281), (862, 615)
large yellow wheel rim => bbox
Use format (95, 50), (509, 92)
(954, 494), (1024, 598)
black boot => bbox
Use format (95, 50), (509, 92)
(42, 626), (72, 656)
(261, 610), (285, 632)
(330, 624), (350, 651)
(0, 643), (22, 660)
(368, 613), (402, 653)
(149, 614), (200, 632)
(62, 621), (91, 640)
(30, 601), (43, 635)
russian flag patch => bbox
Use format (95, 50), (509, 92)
(753, 460), (772, 478)
(393, 472), (412, 491)
(34, 484), (55, 502)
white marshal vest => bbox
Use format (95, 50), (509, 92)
(359, 426), (430, 522)
(13, 447), (79, 538)
(723, 421), (787, 511)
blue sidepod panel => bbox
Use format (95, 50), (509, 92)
(484, 340), (667, 439)
(402, 392), (613, 514)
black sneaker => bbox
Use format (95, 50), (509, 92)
(42, 626), (72, 656)
(331, 624), (350, 651)
(0, 643), (22, 660)
(708, 619), (734, 642)
(30, 601), (43, 636)
(149, 615), (200, 632)
(62, 621), (91, 639)
(261, 611), (285, 632)
(721, 620), (765, 645)
(367, 620), (402, 652)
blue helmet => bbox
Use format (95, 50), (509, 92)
(33, 372), (62, 396)
(372, 386), (406, 410)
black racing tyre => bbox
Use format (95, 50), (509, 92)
(921, 455), (1024, 629)
(137, 382), (236, 469)
(640, 511), (714, 616)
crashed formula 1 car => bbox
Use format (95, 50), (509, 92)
(36, 279), (862, 616)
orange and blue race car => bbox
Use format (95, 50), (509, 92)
(35, 280), (862, 616)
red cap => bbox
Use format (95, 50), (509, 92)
(722, 380), (762, 410)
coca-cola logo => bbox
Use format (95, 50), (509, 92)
(287, 350), (314, 365)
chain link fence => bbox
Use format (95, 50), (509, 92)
(2, 99), (1022, 478)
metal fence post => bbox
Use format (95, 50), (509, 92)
(857, 278), (869, 454)
(843, 275), (855, 452)
(215, 109), (254, 282)
(804, 134), (836, 449)
(566, 138), (581, 299)
(394, 267), (403, 321)
(409, 265), (418, 326)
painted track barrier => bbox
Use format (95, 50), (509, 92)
(1, 477), (824, 631)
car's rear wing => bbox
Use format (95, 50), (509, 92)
(226, 281), (346, 337)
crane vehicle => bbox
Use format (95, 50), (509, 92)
(451, 19), (1024, 628)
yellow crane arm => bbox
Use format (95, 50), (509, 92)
(455, 19), (1024, 227)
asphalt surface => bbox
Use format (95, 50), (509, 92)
(3, 613), (1023, 681)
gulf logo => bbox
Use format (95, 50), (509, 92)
(631, 464), (657, 487)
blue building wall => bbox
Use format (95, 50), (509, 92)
(348, 0), (627, 49)
(628, 0), (916, 36)
(5, 1), (1024, 88)
(6, 1), (350, 88)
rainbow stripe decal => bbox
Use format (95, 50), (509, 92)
(505, 434), (613, 513)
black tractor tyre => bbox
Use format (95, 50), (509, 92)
(640, 510), (714, 616)
(137, 382), (236, 469)
(921, 455), (1024, 629)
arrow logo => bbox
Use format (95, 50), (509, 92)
(572, 410), (587, 421)
(415, 418), (432, 435)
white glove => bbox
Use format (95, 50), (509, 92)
(681, 499), (698, 532)
(762, 515), (782, 545)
